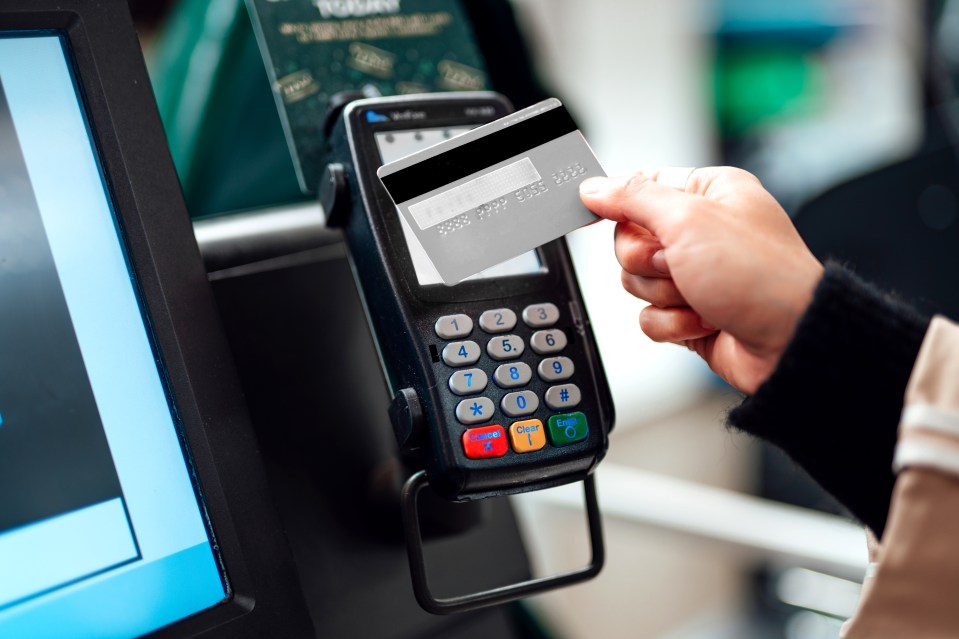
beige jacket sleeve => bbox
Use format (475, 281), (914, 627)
(843, 316), (959, 638)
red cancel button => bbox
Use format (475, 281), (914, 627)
(462, 425), (508, 459)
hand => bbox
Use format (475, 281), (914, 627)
(579, 167), (824, 395)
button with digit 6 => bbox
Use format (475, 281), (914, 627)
(530, 329), (567, 355)
(538, 356), (574, 381)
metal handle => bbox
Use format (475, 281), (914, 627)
(400, 470), (605, 615)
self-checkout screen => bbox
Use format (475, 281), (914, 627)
(0, 34), (225, 638)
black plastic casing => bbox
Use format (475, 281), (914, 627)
(0, 2), (313, 637)
(328, 93), (614, 502)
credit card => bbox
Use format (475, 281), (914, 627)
(377, 98), (604, 285)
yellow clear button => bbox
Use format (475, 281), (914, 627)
(509, 419), (546, 453)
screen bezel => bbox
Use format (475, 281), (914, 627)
(345, 95), (569, 304)
(0, 2), (312, 638)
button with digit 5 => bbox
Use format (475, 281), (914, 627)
(538, 356), (574, 381)
(487, 334), (525, 361)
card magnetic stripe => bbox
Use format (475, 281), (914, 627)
(379, 105), (578, 203)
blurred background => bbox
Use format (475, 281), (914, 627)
(128, 0), (959, 637)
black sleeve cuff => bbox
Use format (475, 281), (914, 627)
(728, 262), (929, 537)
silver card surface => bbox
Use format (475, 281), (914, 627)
(377, 98), (605, 285)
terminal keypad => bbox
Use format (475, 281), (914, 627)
(435, 302), (589, 455)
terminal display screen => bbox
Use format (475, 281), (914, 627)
(0, 35), (226, 637)
(374, 127), (544, 286)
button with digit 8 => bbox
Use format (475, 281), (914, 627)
(493, 362), (532, 388)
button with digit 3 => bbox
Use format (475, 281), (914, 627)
(442, 340), (481, 367)
(486, 334), (525, 361)
(479, 308), (517, 333)
(530, 329), (567, 355)
(538, 356), (574, 381)
(522, 303), (559, 328)
(501, 391), (539, 417)
(449, 368), (488, 395)
(545, 383), (581, 409)
(435, 314), (473, 339)
(493, 362), (532, 388)
(455, 397), (495, 425)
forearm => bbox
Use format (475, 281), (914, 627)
(727, 262), (929, 537)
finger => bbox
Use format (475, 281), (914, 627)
(580, 172), (692, 237)
(614, 222), (670, 276)
(622, 271), (686, 307)
(638, 306), (718, 343)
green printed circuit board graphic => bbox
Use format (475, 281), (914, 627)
(247, 0), (490, 193)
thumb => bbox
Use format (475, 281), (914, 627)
(580, 172), (691, 238)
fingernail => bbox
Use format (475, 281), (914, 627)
(651, 249), (670, 274)
(579, 177), (607, 195)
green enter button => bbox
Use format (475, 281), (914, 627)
(547, 412), (589, 446)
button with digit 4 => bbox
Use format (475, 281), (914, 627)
(435, 314), (473, 339)
(462, 425), (508, 459)
(493, 362), (532, 388)
(487, 334), (525, 361)
(538, 356), (574, 381)
(456, 397), (494, 425)
(530, 329), (567, 355)
(523, 303), (559, 328)
(442, 340), (481, 367)
(545, 383), (581, 410)
(479, 308), (517, 333)
(501, 390), (539, 417)
(449, 368), (488, 395)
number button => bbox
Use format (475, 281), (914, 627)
(501, 391), (539, 417)
(455, 397), (495, 425)
(442, 340), (481, 367)
(479, 308), (517, 334)
(435, 314), (473, 339)
(530, 329), (567, 355)
(449, 368), (488, 396)
(538, 356), (574, 381)
(493, 362), (532, 388)
(486, 335), (525, 361)
(522, 303), (559, 328)
(545, 383), (581, 410)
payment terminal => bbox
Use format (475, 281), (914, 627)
(321, 92), (614, 613)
